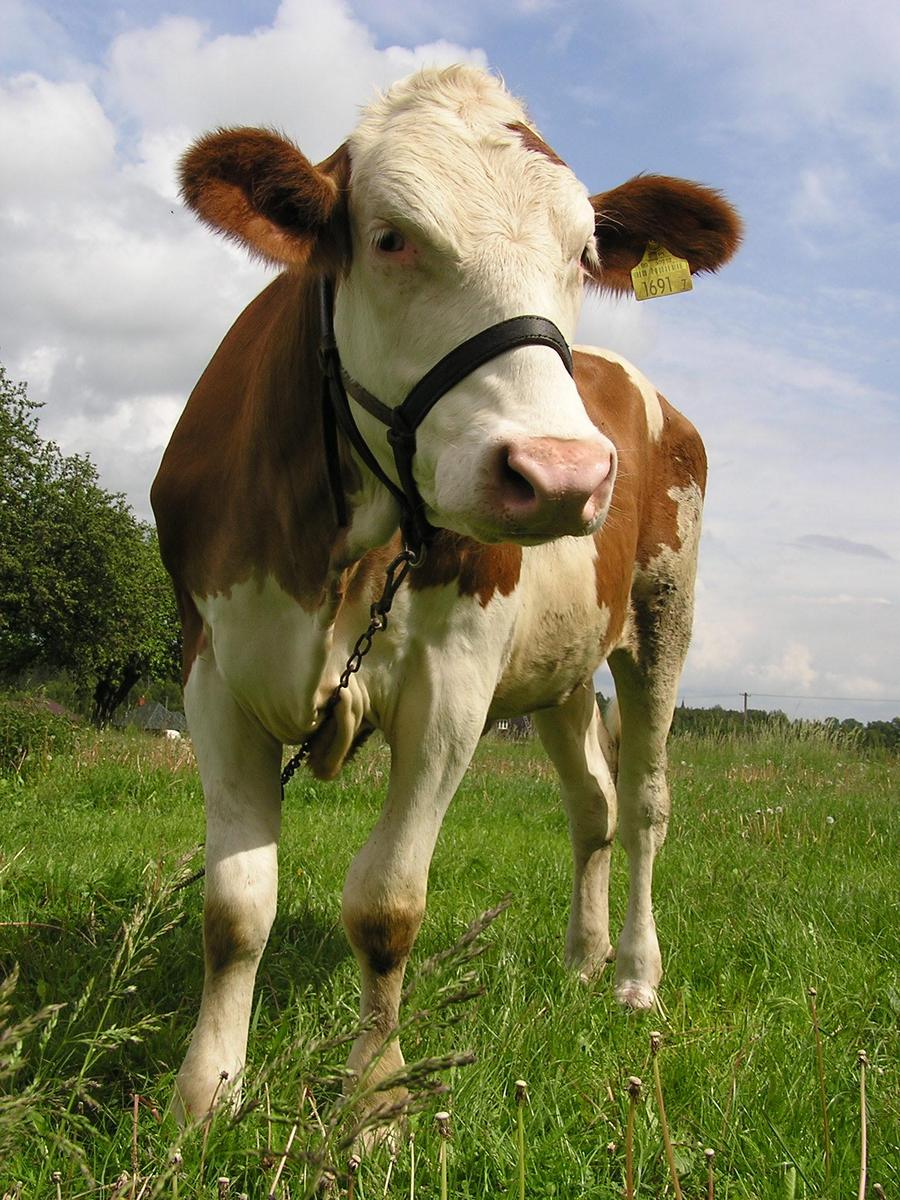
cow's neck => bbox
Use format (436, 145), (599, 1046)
(159, 270), (402, 618)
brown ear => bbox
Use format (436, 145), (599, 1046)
(587, 175), (742, 294)
(179, 129), (350, 269)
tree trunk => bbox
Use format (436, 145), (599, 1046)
(92, 660), (141, 726)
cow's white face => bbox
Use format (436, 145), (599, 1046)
(333, 71), (616, 545)
(179, 66), (741, 546)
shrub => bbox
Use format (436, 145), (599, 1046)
(0, 694), (78, 776)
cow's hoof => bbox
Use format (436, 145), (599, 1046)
(614, 979), (657, 1010)
(568, 943), (615, 983)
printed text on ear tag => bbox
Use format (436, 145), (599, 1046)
(630, 241), (693, 301)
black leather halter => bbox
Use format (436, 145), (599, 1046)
(317, 277), (574, 553)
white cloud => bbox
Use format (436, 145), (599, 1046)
(0, 0), (485, 519)
(2, 0), (898, 721)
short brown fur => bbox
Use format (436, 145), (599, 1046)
(588, 175), (742, 294)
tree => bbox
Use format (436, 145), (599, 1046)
(0, 364), (180, 722)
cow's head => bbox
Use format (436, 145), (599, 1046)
(180, 66), (740, 545)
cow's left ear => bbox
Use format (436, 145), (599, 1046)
(586, 175), (742, 294)
(179, 129), (350, 270)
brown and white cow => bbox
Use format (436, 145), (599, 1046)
(152, 66), (740, 1121)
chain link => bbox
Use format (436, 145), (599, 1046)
(280, 543), (423, 789)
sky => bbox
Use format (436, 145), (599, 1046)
(2, 0), (899, 722)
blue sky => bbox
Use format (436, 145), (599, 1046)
(2, 0), (898, 720)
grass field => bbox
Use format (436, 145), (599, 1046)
(1, 725), (898, 1197)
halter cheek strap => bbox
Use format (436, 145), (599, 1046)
(318, 277), (574, 553)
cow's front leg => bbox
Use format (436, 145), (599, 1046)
(175, 655), (283, 1122)
(340, 646), (495, 1117)
(534, 679), (618, 979)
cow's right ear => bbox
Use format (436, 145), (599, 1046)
(179, 129), (350, 270)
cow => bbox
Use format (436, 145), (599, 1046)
(151, 65), (741, 1122)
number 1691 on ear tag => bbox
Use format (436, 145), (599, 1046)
(631, 241), (693, 301)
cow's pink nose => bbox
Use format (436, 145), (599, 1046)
(497, 436), (615, 535)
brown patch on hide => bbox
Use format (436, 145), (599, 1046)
(506, 121), (568, 169)
(572, 350), (706, 656)
(343, 905), (422, 976)
(204, 899), (264, 975)
(408, 530), (523, 607)
(177, 587), (205, 684)
(151, 267), (359, 615)
(587, 175), (742, 294)
(634, 391), (707, 570)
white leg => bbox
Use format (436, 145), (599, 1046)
(175, 654), (282, 1121)
(534, 680), (618, 979)
(341, 643), (497, 1105)
(608, 629), (683, 1009)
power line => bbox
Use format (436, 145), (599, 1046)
(680, 690), (900, 705)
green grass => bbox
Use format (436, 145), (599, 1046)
(1, 727), (898, 1197)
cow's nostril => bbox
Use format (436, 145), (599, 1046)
(500, 454), (536, 505)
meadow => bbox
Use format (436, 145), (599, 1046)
(1, 723), (897, 1197)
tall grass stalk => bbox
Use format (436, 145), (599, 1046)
(268, 1120), (298, 1200)
(808, 986), (832, 1183)
(625, 1076), (642, 1200)
(514, 1078), (528, 1200)
(857, 1051), (869, 1200)
(435, 1111), (451, 1200)
(649, 1032), (682, 1200)
(408, 1130), (416, 1200)
(346, 1154), (360, 1200)
(705, 1148), (715, 1200)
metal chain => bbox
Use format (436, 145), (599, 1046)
(280, 543), (424, 788)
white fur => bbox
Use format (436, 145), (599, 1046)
(334, 67), (609, 541)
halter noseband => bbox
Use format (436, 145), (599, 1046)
(317, 277), (574, 554)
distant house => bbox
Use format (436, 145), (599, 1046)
(118, 700), (187, 734)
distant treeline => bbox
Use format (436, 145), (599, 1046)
(667, 701), (900, 751)
(593, 695), (899, 752)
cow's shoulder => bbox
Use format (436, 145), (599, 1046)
(575, 344), (706, 628)
(151, 271), (340, 607)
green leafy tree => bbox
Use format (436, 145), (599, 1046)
(0, 365), (180, 722)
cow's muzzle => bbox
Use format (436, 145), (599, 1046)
(319, 277), (580, 552)
(495, 436), (616, 538)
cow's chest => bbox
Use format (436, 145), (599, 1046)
(490, 538), (615, 717)
(195, 576), (340, 744)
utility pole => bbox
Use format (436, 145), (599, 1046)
(742, 691), (749, 722)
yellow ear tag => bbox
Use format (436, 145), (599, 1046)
(631, 241), (693, 301)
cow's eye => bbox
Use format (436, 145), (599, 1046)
(580, 238), (598, 273)
(373, 229), (406, 253)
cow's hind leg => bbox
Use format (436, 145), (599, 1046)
(609, 567), (696, 1009)
(175, 654), (282, 1121)
(534, 680), (618, 979)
